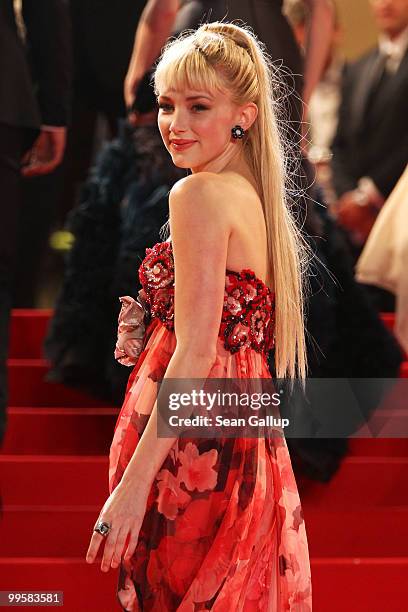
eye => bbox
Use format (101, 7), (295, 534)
(191, 104), (209, 112)
(158, 102), (173, 112)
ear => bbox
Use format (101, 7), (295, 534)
(235, 102), (258, 131)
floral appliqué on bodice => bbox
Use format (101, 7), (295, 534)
(138, 241), (275, 355)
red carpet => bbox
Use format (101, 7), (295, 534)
(1, 309), (408, 611)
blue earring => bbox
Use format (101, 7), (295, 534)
(231, 125), (245, 139)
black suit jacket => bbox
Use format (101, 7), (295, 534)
(331, 46), (408, 198)
(0, 0), (71, 131)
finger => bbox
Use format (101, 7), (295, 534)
(100, 525), (122, 573)
(86, 531), (104, 564)
(123, 526), (141, 562)
(110, 525), (130, 569)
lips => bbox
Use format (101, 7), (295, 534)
(170, 139), (195, 144)
(170, 139), (197, 151)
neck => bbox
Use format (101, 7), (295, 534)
(383, 24), (408, 42)
(190, 143), (244, 174)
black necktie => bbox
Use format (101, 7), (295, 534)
(363, 51), (393, 128)
(366, 51), (392, 105)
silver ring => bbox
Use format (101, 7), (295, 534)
(94, 521), (111, 537)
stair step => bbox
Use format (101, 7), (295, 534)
(8, 360), (112, 407)
(0, 557), (407, 612)
(0, 455), (109, 506)
(311, 557), (408, 612)
(3, 407), (117, 455)
(348, 437), (408, 456)
(9, 309), (51, 359)
(0, 558), (118, 612)
(1, 455), (407, 508)
(297, 457), (408, 508)
(2, 504), (407, 559)
(7, 407), (406, 457)
(303, 507), (408, 557)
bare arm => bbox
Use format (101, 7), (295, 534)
(86, 174), (231, 570)
(124, 0), (179, 112)
(302, 0), (336, 106)
(120, 174), (230, 488)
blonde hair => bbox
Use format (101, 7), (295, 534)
(154, 22), (311, 382)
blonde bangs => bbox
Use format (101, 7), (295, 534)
(154, 39), (222, 96)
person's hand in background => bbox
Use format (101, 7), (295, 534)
(336, 190), (379, 247)
(124, 0), (179, 125)
(22, 126), (66, 177)
(124, 64), (142, 125)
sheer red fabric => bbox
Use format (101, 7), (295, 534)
(109, 241), (312, 611)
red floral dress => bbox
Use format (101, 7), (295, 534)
(109, 241), (312, 611)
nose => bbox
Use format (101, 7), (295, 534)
(169, 108), (188, 134)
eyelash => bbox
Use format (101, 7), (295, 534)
(158, 103), (209, 113)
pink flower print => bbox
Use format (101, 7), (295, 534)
(225, 293), (242, 316)
(243, 282), (258, 303)
(250, 309), (267, 345)
(175, 498), (219, 542)
(156, 469), (191, 520)
(114, 296), (146, 366)
(141, 243), (174, 289)
(230, 322), (251, 350)
(149, 536), (207, 598)
(178, 442), (218, 492)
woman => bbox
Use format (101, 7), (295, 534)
(356, 165), (408, 355)
(85, 22), (312, 609)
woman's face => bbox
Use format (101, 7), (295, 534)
(157, 86), (242, 172)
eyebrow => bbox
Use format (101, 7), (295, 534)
(158, 94), (214, 101)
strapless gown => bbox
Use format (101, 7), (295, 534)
(109, 241), (312, 611)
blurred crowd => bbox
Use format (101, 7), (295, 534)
(0, 0), (407, 480)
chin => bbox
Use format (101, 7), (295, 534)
(170, 156), (192, 169)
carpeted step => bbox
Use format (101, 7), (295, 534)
(5, 407), (408, 457)
(2, 504), (408, 559)
(0, 557), (407, 612)
(0, 455), (109, 507)
(3, 407), (118, 455)
(0, 558), (118, 612)
(7, 360), (112, 407)
(297, 456), (408, 508)
(9, 309), (51, 359)
(312, 557), (408, 612)
(348, 437), (408, 456)
(1, 455), (407, 508)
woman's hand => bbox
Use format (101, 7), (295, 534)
(86, 479), (150, 572)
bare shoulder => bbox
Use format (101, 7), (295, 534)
(169, 173), (236, 225)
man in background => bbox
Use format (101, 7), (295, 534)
(0, 0), (71, 445)
(332, 0), (408, 256)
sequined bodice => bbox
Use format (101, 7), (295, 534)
(138, 241), (275, 355)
